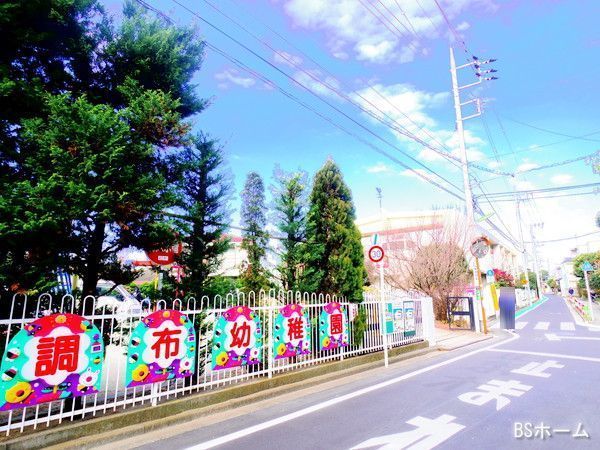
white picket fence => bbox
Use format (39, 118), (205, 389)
(0, 289), (434, 436)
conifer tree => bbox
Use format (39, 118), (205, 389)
(300, 160), (366, 302)
(177, 134), (233, 296)
(270, 167), (307, 291)
(240, 172), (270, 292)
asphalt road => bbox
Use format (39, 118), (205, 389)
(117, 295), (599, 450)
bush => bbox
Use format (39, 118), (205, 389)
(493, 269), (514, 287)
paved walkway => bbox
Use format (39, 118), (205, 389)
(434, 325), (493, 350)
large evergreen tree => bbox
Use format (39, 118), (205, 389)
(270, 167), (307, 291)
(177, 133), (233, 296)
(240, 172), (270, 292)
(300, 160), (366, 302)
(0, 1), (206, 295)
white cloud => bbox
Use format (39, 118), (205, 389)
(516, 162), (539, 172)
(509, 178), (535, 191)
(366, 162), (394, 174)
(551, 174), (574, 185)
(293, 70), (341, 98)
(353, 82), (448, 131)
(215, 69), (256, 89)
(273, 51), (303, 67)
(282, 0), (498, 64)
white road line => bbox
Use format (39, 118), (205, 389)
(560, 322), (575, 331)
(545, 333), (600, 342)
(534, 322), (549, 330)
(185, 334), (520, 449)
(515, 322), (527, 330)
(488, 348), (600, 363)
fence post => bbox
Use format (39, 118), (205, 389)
(379, 273), (389, 367)
(150, 383), (159, 407)
(267, 303), (274, 379)
(421, 297), (436, 347)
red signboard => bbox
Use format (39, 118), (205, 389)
(146, 242), (182, 266)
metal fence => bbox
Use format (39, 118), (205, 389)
(0, 289), (432, 436)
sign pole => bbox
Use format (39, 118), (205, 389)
(475, 257), (488, 334)
(584, 269), (595, 321)
(369, 243), (388, 368)
(380, 262), (389, 368)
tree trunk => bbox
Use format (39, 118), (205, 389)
(81, 221), (105, 314)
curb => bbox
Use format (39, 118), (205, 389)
(515, 296), (548, 319)
(0, 342), (432, 450)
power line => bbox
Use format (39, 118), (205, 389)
(374, 0), (419, 40)
(358, 0), (420, 53)
(224, 0), (510, 178)
(515, 151), (599, 174)
(501, 116), (600, 143)
(479, 130), (600, 161)
(135, 0), (465, 200)
(490, 190), (599, 202)
(480, 182), (600, 199)
(525, 230), (600, 244)
(176, 0), (469, 193)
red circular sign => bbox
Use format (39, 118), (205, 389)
(368, 245), (385, 263)
(146, 242), (182, 266)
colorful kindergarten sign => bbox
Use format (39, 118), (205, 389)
(211, 306), (263, 370)
(0, 313), (104, 411)
(126, 310), (196, 388)
(273, 304), (311, 359)
(319, 302), (349, 350)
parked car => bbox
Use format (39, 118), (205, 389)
(96, 284), (142, 317)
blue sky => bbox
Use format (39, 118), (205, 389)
(105, 0), (600, 266)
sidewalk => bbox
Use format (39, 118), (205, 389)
(435, 323), (493, 350)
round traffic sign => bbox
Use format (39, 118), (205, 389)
(470, 236), (490, 259)
(368, 245), (385, 263)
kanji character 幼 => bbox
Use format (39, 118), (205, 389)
(35, 335), (80, 377)
(231, 321), (251, 349)
(151, 328), (182, 359)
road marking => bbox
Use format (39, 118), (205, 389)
(515, 322), (527, 330)
(511, 360), (564, 378)
(534, 322), (549, 330)
(560, 322), (575, 331)
(488, 348), (600, 363)
(350, 414), (464, 450)
(458, 379), (532, 410)
(545, 333), (600, 342)
(185, 334), (520, 449)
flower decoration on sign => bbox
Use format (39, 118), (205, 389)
(211, 306), (262, 371)
(0, 313), (104, 411)
(273, 304), (311, 359)
(125, 309), (196, 388)
(319, 302), (349, 351)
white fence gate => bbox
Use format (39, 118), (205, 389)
(0, 289), (434, 436)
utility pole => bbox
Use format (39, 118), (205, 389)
(530, 222), (544, 300)
(515, 195), (532, 305)
(450, 48), (497, 332)
(375, 187), (389, 367)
